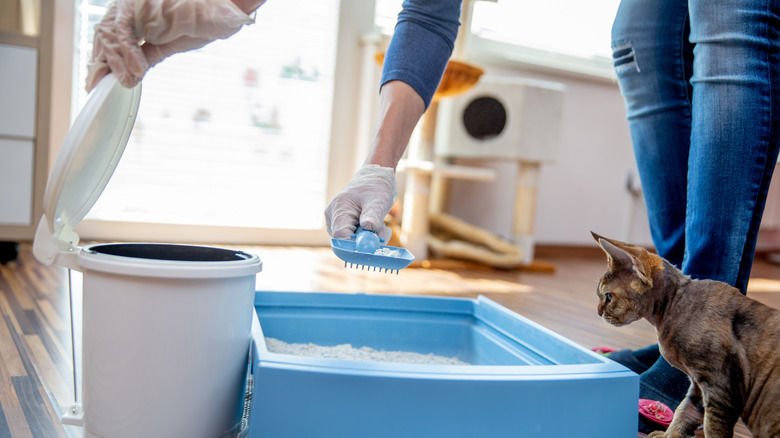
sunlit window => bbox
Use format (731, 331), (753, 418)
(470, 1), (618, 60)
(376, 0), (621, 77)
(74, 0), (338, 229)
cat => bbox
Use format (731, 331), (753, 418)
(592, 232), (780, 438)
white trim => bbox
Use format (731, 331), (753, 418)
(325, 0), (379, 204)
(466, 34), (616, 83)
(76, 219), (331, 246)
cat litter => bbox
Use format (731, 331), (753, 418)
(373, 247), (401, 257)
(265, 337), (469, 365)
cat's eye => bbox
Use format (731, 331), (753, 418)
(604, 293), (613, 304)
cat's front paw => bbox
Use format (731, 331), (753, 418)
(646, 432), (666, 438)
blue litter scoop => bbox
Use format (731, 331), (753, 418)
(331, 227), (415, 274)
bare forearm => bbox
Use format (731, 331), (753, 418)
(364, 80), (426, 169)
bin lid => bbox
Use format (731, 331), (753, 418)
(33, 74), (141, 265)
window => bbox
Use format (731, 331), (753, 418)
(73, 0), (340, 236)
(376, 0), (621, 78)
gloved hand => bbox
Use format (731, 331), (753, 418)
(325, 164), (397, 243)
(86, 0), (258, 91)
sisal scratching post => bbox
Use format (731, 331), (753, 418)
(513, 161), (540, 263)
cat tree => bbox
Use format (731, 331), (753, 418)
(377, 0), (565, 269)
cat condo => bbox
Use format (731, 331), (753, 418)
(379, 0), (567, 269)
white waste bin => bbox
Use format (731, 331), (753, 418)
(33, 74), (262, 438)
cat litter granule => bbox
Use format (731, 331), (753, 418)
(374, 247), (401, 257)
(265, 337), (469, 365)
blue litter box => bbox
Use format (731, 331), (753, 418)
(248, 291), (638, 438)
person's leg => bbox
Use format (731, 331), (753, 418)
(684, 0), (780, 294)
(604, 344), (660, 374)
(612, 0), (692, 269)
(612, 0), (780, 433)
(611, 0), (696, 433)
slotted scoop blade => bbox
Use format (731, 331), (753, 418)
(331, 228), (414, 274)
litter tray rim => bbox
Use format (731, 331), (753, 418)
(251, 291), (634, 378)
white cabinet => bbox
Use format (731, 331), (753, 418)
(0, 138), (34, 225)
(0, 3), (59, 242)
(0, 43), (37, 138)
(0, 43), (37, 227)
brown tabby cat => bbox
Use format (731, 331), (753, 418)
(592, 232), (780, 438)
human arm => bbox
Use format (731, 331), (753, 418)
(381, 0), (462, 109)
(86, 0), (266, 91)
(324, 0), (462, 240)
(364, 0), (463, 166)
(324, 80), (425, 241)
(364, 80), (426, 169)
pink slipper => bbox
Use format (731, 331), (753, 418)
(638, 399), (673, 427)
(591, 345), (619, 356)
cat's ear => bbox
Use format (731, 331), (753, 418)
(630, 253), (652, 286)
(595, 237), (633, 270)
(594, 236), (653, 287)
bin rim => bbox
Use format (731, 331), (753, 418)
(78, 242), (262, 279)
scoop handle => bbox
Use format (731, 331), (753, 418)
(354, 227), (382, 254)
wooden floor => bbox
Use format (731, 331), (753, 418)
(2, 242), (778, 437)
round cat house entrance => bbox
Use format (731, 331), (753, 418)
(462, 96), (507, 140)
(32, 75), (262, 438)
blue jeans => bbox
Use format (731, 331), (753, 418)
(612, 0), (780, 294)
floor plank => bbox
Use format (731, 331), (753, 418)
(1, 242), (776, 437)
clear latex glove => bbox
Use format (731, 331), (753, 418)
(86, 0), (257, 91)
(325, 164), (397, 243)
